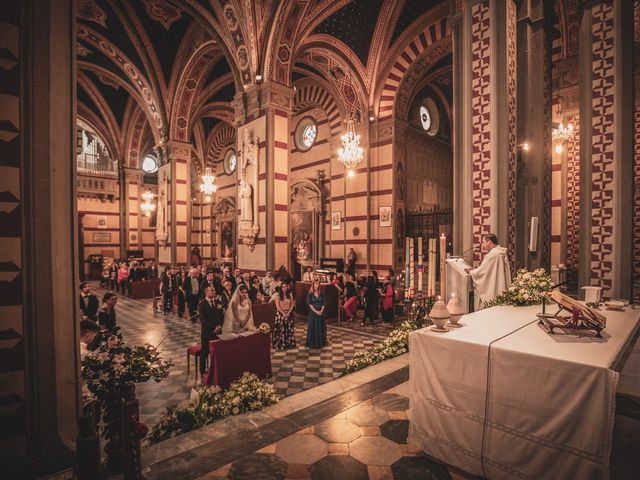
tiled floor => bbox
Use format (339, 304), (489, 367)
(92, 285), (385, 427)
(196, 381), (476, 480)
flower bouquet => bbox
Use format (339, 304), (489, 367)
(258, 322), (271, 334)
(484, 268), (553, 308)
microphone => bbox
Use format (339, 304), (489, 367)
(453, 245), (476, 262)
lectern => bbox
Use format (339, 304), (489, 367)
(445, 258), (473, 313)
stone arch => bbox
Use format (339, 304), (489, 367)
(292, 79), (344, 137)
(375, 5), (451, 120)
(206, 123), (236, 171)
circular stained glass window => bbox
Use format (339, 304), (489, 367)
(224, 149), (237, 175)
(295, 117), (317, 152)
(141, 155), (158, 174)
(419, 105), (431, 131)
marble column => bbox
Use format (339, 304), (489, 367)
(0, 0), (79, 475)
(451, 0), (518, 266)
(123, 167), (143, 251)
(578, 0), (634, 299)
(234, 81), (294, 272)
(515, 0), (551, 270)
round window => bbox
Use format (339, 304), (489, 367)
(223, 149), (237, 175)
(141, 154), (158, 174)
(419, 98), (440, 136)
(295, 117), (317, 152)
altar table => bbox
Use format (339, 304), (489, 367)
(130, 279), (160, 299)
(408, 304), (640, 480)
(203, 332), (272, 389)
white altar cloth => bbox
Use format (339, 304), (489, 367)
(408, 305), (640, 480)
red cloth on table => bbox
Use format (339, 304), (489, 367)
(203, 332), (272, 389)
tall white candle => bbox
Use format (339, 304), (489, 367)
(417, 237), (423, 295)
(440, 233), (447, 299)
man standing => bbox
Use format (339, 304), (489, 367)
(161, 267), (175, 315)
(79, 281), (99, 321)
(465, 233), (511, 309)
(184, 268), (201, 321)
(200, 272), (217, 299)
(197, 286), (225, 377)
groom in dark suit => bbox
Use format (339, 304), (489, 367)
(197, 286), (225, 376)
(79, 281), (99, 321)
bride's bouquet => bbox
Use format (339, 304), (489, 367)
(258, 322), (271, 334)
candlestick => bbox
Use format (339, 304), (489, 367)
(440, 233), (447, 300)
(417, 237), (423, 295)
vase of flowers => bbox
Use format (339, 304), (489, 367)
(82, 341), (171, 473)
(484, 268), (553, 308)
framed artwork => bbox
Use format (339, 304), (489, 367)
(220, 219), (235, 259)
(92, 232), (111, 243)
(331, 211), (341, 230)
(379, 206), (392, 227)
(97, 216), (107, 229)
(291, 210), (314, 262)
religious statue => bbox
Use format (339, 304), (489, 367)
(155, 171), (168, 246)
(237, 129), (260, 250)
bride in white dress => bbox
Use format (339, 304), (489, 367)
(222, 284), (256, 334)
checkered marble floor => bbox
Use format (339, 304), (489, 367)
(91, 285), (383, 428)
(196, 381), (479, 480)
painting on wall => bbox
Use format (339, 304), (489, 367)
(331, 211), (341, 230)
(220, 219), (235, 259)
(291, 210), (314, 262)
(92, 232), (111, 243)
(380, 206), (392, 227)
(97, 216), (107, 229)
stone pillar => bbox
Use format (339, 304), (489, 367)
(452, 0), (518, 266)
(235, 81), (294, 273)
(123, 167), (143, 251)
(168, 141), (192, 266)
(515, 0), (551, 270)
(578, 0), (634, 299)
(0, 0), (78, 475)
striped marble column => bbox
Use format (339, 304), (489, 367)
(235, 81), (293, 273)
(578, 0), (633, 299)
(451, 0), (518, 267)
(123, 167), (143, 251)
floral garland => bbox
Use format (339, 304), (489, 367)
(341, 319), (422, 376)
(484, 268), (553, 307)
(148, 372), (279, 444)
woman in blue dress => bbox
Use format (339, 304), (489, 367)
(306, 280), (327, 349)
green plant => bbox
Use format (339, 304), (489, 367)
(82, 342), (172, 450)
(148, 372), (279, 445)
(484, 268), (553, 308)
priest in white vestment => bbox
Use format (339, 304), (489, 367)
(465, 233), (511, 309)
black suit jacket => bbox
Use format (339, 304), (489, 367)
(199, 279), (216, 299)
(79, 294), (99, 320)
(184, 276), (201, 299)
(197, 296), (225, 343)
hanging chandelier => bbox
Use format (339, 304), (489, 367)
(140, 190), (155, 217)
(337, 116), (364, 178)
(200, 167), (217, 202)
(552, 121), (574, 145)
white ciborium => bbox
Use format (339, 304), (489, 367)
(429, 297), (450, 332)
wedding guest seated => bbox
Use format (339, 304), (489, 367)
(79, 281), (99, 321)
(250, 276), (267, 303)
(222, 285), (256, 334)
(98, 292), (118, 332)
(80, 319), (116, 356)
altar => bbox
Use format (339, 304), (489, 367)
(408, 304), (640, 480)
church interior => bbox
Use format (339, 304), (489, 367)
(2, 0), (640, 478)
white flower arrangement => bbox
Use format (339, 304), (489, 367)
(258, 322), (271, 334)
(484, 268), (553, 307)
(148, 372), (279, 444)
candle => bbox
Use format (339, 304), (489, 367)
(417, 237), (423, 295)
(405, 237), (410, 292)
(440, 233), (447, 300)
(426, 238), (432, 296)
(409, 239), (415, 298)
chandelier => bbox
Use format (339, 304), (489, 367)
(140, 190), (155, 217)
(552, 121), (574, 145)
(337, 116), (364, 177)
(200, 167), (217, 202)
